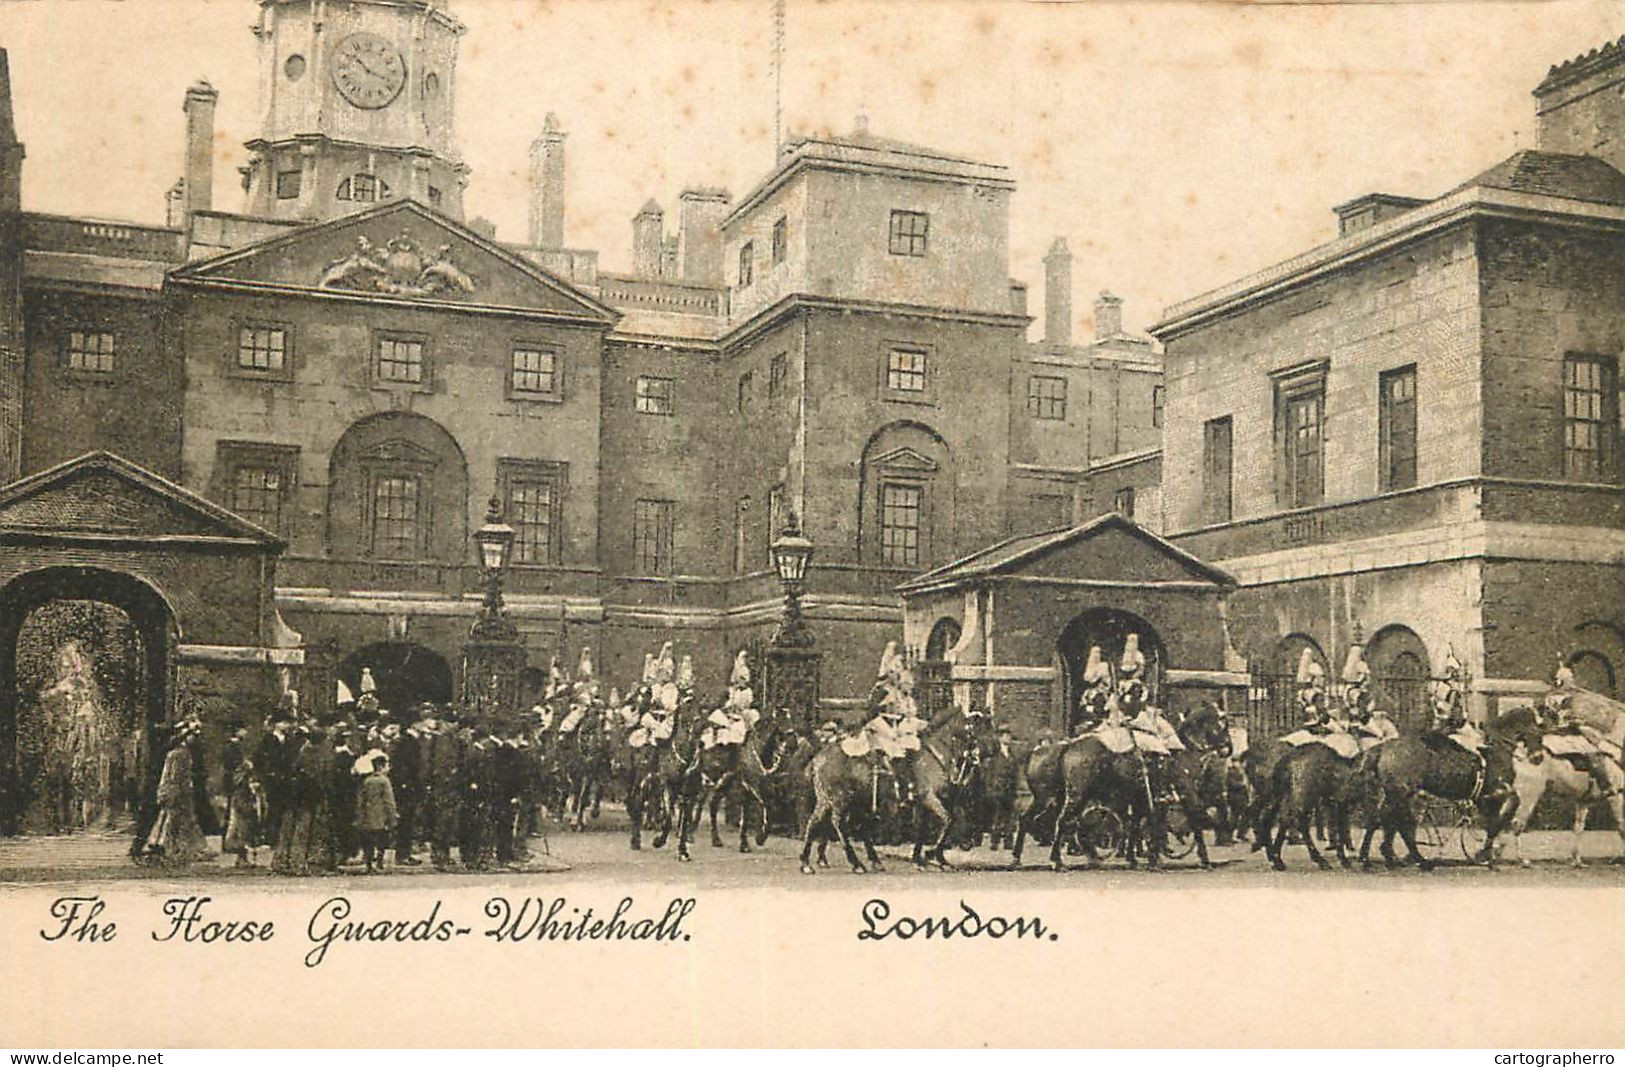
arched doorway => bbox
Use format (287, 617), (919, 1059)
(339, 642), (454, 713)
(925, 617), (962, 661)
(1057, 608), (1164, 729)
(918, 617), (963, 716)
(1566, 649), (1616, 696)
(0, 566), (177, 836)
(1366, 624), (1431, 733)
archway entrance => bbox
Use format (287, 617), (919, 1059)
(339, 642), (454, 713)
(0, 567), (177, 836)
(1366, 625), (1432, 734)
(1057, 608), (1164, 730)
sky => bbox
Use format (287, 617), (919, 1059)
(0, 0), (1620, 338)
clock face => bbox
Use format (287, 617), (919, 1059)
(332, 32), (406, 110)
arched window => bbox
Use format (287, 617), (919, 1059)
(327, 412), (468, 565)
(925, 617), (963, 662)
(858, 422), (954, 569)
(1567, 649), (1616, 695)
(337, 174), (391, 203)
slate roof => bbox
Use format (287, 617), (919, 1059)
(895, 512), (1234, 594)
(1448, 149), (1625, 207)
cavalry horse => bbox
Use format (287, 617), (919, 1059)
(1179, 702), (1239, 845)
(1496, 705), (1625, 868)
(621, 686), (698, 852)
(674, 705), (796, 862)
(1259, 739), (1363, 870)
(797, 709), (993, 874)
(1354, 707), (1541, 870)
(1011, 704), (1227, 871)
(556, 702), (613, 832)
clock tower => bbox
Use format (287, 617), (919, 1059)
(241, 0), (468, 222)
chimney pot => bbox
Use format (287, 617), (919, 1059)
(1043, 237), (1073, 348)
(1094, 290), (1124, 341)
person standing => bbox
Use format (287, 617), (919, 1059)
(221, 727), (263, 868)
(356, 754), (398, 873)
(390, 711), (425, 865)
(459, 722), (494, 871)
(326, 723), (359, 868)
(145, 722), (210, 866)
(424, 715), (462, 870)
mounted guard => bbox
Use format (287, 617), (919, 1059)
(701, 651), (761, 750)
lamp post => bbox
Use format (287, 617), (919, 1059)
(770, 511), (814, 648)
(462, 496), (524, 721)
(764, 511), (821, 723)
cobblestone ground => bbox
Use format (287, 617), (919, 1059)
(3, 805), (1624, 889)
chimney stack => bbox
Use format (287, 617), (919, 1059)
(0, 50), (25, 214)
(1043, 237), (1072, 347)
(1095, 291), (1124, 340)
(677, 187), (731, 285)
(182, 79), (218, 222)
(633, 200), (665, 278)
(528, 113), (567, 248)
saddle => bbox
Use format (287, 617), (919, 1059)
(1089, 724), (1135, 754)
(1543, 731), (1599, 758)
(1281, 729), (1361, 760)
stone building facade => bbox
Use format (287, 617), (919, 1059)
(0, 0), (1162, 718)
(1151, 37), (1625, 728)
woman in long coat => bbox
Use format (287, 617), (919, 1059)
(145, 722), (211, 866)
(221, 728), (263, 867)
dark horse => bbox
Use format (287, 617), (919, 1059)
(674, 706), (796, 862)
(1259, 739), (1363, 870)
(1011, 706), (1228, 871)
(1181, 703), (1240, 844)
(1354, 707), (1541, 870)
(622, 687), (697, 852)
(797, 710), (993, 874)
(556, 703), (612, 832)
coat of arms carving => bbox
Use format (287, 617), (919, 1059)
(317, 230), (478, 298)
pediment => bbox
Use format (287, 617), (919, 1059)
(170, 200), (616, 324)
(0, 452), (282, 546)
(872, 446), (939, 473)
(359, 437), (442, 467)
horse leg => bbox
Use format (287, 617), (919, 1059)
(1048, 791), (1075, 872)
(628, 781), (642, 851)
(799, 799), (829, 875)
(1571, 799), (1590, 869)
(1394, 799), (1432, 871)
(923, 789), (954, 870)
(708, 782), (726, 848)
(1268, 800), (1290, 871)
(829, 806), (865, 874)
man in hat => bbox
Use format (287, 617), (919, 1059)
(459, 719), (497, 870)
(423, 714), (462, 869)
(389, 708), (426, 864)
(356, 753), (398, 874)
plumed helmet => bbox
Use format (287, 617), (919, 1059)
(640, 653), (657, 684)
(1342, 644), (1370, 687)
(1296, 649), (1324, 688)
(1083, 645), (1110, 685)
(576, 647), (595, 682)
(655, 641), (676, 684)
(1554, 658), (1575, 689)
(678, 655), (695, 691)
(1119, 634), (1145, 677)
(877, 640), (901, 682)
(731, 650), (752, 688)
(1441, 647), (1462, 681)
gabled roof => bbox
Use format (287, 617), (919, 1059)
(896, 512), (1234, 595)
(1448, 150), (1625, 207)
(169, 199), (618, 324)
(0, 451), (283, 548)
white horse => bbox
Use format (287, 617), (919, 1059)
(1498, 747), (1625, 868)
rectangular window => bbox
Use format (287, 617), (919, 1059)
(881, 482), (923, 566)
(1379, 365), (1418, 492)
(232, 466), (284, 533)
(886, 348), (927, 393)
(733, 496), (751, 575)
(633, 499), (675, 575)
(65, 330), (115, 375)
(237, 325), (287, 372)
(275, 171), (302, 200)
(738, 241), (754, 288)
(508, 480), (556, 566)
(1113, 487), (1136, 518)
(371, 475), (421, 560)
(1275, 368), (1326, 509)
(767, 483), (786, 563)
(738, 370), (754, 414)
(377, 336), (425, 384)
(635, 375), (673, 416)
(888, 210), (929, 256)
(769, 353), (788, 400)
(1033, 492), (1071, 530)
(1202, 416), (1234, 524)
(1563, 354), (1617, 481)
(771, 217), (788, 265)
(510, 347), (558, 396)
(1027, 375), (1067, 420)
(1152, 385), (1166, 429)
